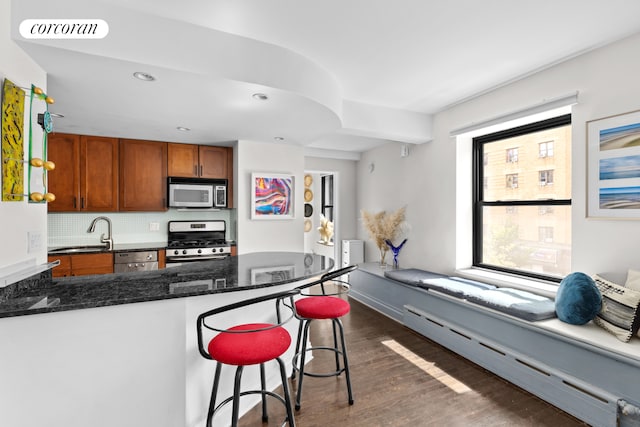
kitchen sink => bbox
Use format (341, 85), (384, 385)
(48, 245), (110, 254)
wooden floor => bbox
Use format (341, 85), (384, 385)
(239, 298), (587, 427)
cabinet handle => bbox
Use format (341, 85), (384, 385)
(81, 197), (85, 209)
(73, 197), (77, 209)
(194, 165), (197, 176)
(199, 164), (203, 176)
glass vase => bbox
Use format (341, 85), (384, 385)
(379, 248), (388, 268)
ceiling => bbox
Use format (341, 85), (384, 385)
(11, 0), (640, 158)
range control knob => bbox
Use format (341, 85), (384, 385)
(182, 249), (187, 255)
(197, 249), (202, 254)
(173, 250), (179, 256)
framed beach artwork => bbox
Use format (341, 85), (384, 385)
(251, 172), (295, 220)
(587, 109), (640, 219)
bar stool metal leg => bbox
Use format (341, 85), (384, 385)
(207, 363), (223, 427)
(231, 366), (244, 427)
(291, 320), (304, 380)
(277, 357), (296, 427)
(335, 318), (354, 405)
(294, 319), (313, 410)
(260, 363), (268, 422)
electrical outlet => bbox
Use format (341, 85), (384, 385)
(149, 222), (160, 231)
(27, 231), (43, 253)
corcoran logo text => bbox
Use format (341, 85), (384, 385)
(19, 19), (109, 39)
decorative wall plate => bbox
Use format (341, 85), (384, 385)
(304, 203), (313, 217)
(304, 174), (313, 187)
(304, 219), (312, 232)
(304, 188), (313, 202)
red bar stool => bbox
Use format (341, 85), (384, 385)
(292, 265), (358, 410)
(196, 289), (299, 427)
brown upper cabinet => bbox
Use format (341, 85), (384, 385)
(168, 143), (228, 179)
(119, 139), (168, 211)
(48, 133), (119, 212)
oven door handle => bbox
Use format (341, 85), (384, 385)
(166, 255), (227, 262)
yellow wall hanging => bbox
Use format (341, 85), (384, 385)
(1, 79), (56, 203)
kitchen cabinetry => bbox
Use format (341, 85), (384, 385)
(119, 139), (168, 211)
(167, 143), (228, 179)
(48, 253), (114, 278)
(48, 133), (119, 212)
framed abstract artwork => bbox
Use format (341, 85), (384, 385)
(587, 109), (640, 219)
(251, 172), (295, 219)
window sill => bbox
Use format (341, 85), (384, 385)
(455, 267), (558, 299)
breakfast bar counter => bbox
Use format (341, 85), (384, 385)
(0, 252), (334, 427)
(0, 251), (332, 318)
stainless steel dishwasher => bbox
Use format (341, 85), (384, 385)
(114, 250), (158, 273)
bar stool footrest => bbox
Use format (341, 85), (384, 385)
(211, 389), (293, 425)
(292, 346), (346, 378)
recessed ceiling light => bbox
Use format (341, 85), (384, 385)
(49, 113), (64, 118)
(176, 126), (191, 132)
(252, 93), (268, 101)
(133, 72), (155, 82)
(274, 136), (284, 141)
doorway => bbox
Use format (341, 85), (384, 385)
(303, 170), (340, 266)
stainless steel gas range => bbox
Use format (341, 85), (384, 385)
(165, 220), (231, 267)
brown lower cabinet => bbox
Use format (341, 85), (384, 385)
(48, 253), (114, 278)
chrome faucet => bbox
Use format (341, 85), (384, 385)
(87, 216), (114, 250)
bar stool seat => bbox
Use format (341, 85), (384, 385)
(292, 265), (358, 411)
(208, 323), (291, 366)
(295, 296), (350, 320)
(197, 289), (299, 427)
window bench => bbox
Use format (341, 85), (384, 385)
(349, 263), (640, 427)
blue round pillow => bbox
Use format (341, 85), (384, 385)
(555, 272), (602, 325)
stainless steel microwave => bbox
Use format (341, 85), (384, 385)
(168, 177), (227, 208)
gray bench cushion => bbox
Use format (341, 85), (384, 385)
(418, 277), (496, 299)
(385, 269), (556, 322)
(465, 288), (557, 321)
(383, 269), (447, 286)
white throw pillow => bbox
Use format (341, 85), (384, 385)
(626, 269), (640, 292)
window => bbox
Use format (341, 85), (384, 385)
(538, 206), (554, 215)
(473, 114), (571, 281)
(538, 226), (554, 243)
(539, 141), (554, 158)
(539, 170), (554, 186)
(506, 148), (519, 163)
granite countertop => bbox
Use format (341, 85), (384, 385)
(0, 252), (332, 319)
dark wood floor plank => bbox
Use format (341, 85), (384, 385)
(236, 298), (586, 427)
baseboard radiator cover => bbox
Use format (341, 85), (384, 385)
(404, 305), (619, 427)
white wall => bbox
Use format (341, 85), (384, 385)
(0, 0), (47, 272)
(357, 32), (640, 277)
(236, 140), (305, 253)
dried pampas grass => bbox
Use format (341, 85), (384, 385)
(361, 207), (406, 258)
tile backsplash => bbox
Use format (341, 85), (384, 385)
(48, 209), (236, 248)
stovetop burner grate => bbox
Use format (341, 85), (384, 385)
(167, 239), (228, 249)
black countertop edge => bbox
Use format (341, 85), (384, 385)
(0, 252), (333, 319)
